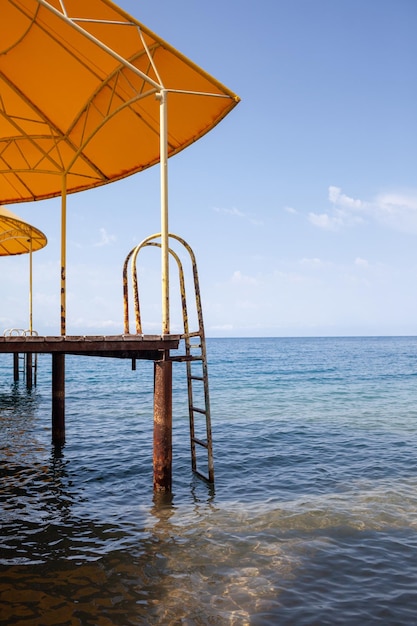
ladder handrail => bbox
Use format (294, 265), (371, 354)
(133, 241), (190, 337)
(123, 232), (204, 337)
(122, 233), (160, 334)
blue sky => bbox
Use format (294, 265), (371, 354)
(1, 0), (416, 337)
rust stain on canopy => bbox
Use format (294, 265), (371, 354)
(0, 0), (240, 204)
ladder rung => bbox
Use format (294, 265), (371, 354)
(191, 406), (206, 415)
(192, 437), (208, 449)
(190, 375), (204, 381)
(169, 355), (202, 362)
(193, 469), (211, 483)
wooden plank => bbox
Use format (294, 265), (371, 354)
(0, 334), (180, 356)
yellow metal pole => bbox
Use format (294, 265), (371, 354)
(61, 175), (67, 336)
(29, 236), (33, 334)
(159, 89), (169, 335)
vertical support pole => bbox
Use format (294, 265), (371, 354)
(158, 89), (170, 335)
(29, 237), (33, 334)
(13, 353), (19, 382)
(60, 175), (67, 337)
(52, 353), (65, 444)
(26, 353), (33, 389)
(153, 358), (172, 492)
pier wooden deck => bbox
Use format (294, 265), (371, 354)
(0, 334), (180, 358)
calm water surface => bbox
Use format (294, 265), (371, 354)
(2, 337), (417, 624)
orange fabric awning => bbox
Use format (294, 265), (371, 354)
(0, 0), (240, 204)
(0, 206), (47, 255)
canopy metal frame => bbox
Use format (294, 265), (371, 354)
(1, 0), (237, 336)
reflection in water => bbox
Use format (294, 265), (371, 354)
(0, 384), (38, 446)
(0, 442), (264, 626)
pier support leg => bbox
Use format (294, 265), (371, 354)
(52, 353), (65, 444)
(13, 354), (19, 382)
(26, 353), (33, 389)
(153, 359), (172, 493)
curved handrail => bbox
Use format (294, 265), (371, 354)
(3, 328), (39, 337)
(122, 232), (203, 337)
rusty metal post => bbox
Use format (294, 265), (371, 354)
(13, 354), (19, 382)
(26, 353), (33, 389)
(52, 353), (65, 444)
(153, 358), (172, 492)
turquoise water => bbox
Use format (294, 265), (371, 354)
(2, 336), (417, 624)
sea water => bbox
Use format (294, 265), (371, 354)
(1, 336), (417, 625)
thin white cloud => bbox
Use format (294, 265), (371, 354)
(328, 186), (363, 209)
(300, 257), (325, 268)
(71, 318), (120, 329)
(231, 270), (258, 285)
(377, 192), (417, 212)
(273, 269), (306, 283)
(213, 206), (263, 225)
(373, 192), (417, 232)
(308, 210), (346, 231)
(213, 206), (244, 217)
(236, 299), (259, 310)
(309, 186), (366, 230)
(308, 186), (417, 233)
(210, 323), (234, 331)
(94, 227), (116, 247)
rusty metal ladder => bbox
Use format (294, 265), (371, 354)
(176, 322), (214, 484)
(123, 233), (214, 483)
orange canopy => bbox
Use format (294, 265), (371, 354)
(0, 0), (240, 204)
(0, 206), (47, 255)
